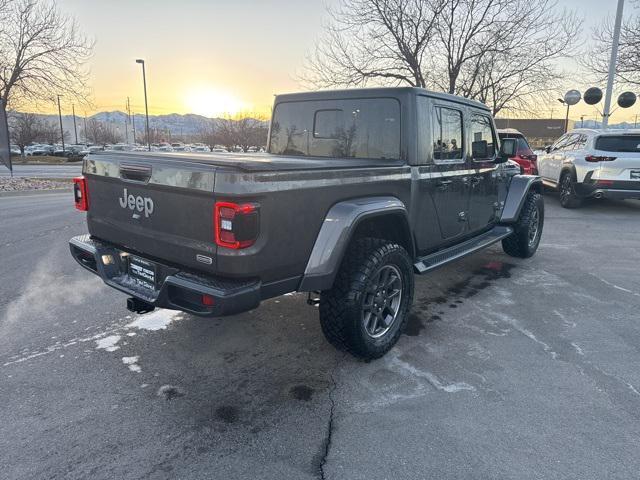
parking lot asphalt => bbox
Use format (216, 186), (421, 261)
(1, 191), (639, 480)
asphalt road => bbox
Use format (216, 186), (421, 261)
(0, 163), (82, 178)
(1, 192), (640, 480)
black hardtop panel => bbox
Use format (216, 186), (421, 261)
(274, 87), (490, 111)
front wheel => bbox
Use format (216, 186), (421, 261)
(319, 238), (414, 360)
(502, 192), (544, 258)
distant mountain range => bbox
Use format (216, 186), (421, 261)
(23, 111), (247, 143)
(574, 119), (639, 129)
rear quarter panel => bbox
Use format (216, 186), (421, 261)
(214, 165), (412, 283)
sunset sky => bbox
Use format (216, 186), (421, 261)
(52, 0), (638, 123)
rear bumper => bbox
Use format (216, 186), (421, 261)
(69, 235), (261, 317)
(577, 180), (640, 200)
(591, 189), (640, 200)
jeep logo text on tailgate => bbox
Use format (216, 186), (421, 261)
(119, 188), (154, 218)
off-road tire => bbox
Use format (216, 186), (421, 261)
(502, 192), (544, 258)
(559, 171), (583, 209)
(319, 238), (414, 360)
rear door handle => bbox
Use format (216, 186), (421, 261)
(436, 179), (452, 189)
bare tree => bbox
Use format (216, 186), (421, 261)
(301, 0), (580, 115)
(210, 114), (268, 152)
(9, 112), (40, 153)
(584, 2), (640, 88)
(302, 0), (444, 88)
(84, 118), (121, 145)
(38, 118), (66, 144)
(0, 0), (93, 109)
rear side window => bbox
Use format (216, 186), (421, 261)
(269, 98), (400, 159)
(433, 106), (463, 162)
(470, 113), (497, 160)
(595, 135), (640, 152)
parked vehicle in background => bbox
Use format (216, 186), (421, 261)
(26, 144), (52, 156)
(498, 129), (538, 175)
(211, 147), (227, 153)
(69, 87), (543, 360)
(192, 145), (210, 153)
(537, 129), (640, 208)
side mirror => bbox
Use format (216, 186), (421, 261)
(497, 138), (517, 163)
(545, 145), (552, 154)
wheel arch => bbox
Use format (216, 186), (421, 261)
(298, 196), (413, 292)
(500, 174), (544, 224)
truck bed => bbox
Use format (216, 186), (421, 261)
(91, 150), (405, 172)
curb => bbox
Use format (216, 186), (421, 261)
(0, 188), (72, 198)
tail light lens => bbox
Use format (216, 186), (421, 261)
(73, 177), (89, 211)
(214, 201), (259, 249)
(586, 155), (617, 162)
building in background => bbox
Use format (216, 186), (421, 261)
(495, 119), (575, 149)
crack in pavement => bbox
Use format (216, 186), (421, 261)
(318, 355), (341, 480)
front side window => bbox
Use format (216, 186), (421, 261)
(470, 113), (497, 160)
(269, 98), (400, 159)
(432, 106), (463, 162)
(552, 134), (573, 151)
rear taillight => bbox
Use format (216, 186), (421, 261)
(585, 155), (617, 163)
(73, 177), (89, 211)
(214, 201), (259, 249)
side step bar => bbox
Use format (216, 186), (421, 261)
(413, 226), (513, 274)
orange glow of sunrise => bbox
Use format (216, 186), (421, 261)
(184, 87), (247, 118)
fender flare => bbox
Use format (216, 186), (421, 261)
(500, 175), (543, 223)
(298, 196), (410, 292)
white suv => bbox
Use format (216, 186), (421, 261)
(538, 129), (640, 208)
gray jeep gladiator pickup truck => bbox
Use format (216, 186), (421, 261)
(69, 87), (544, 359)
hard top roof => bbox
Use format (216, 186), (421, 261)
(274, 87), (490, 111)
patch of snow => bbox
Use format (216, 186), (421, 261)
(593, 275), (640, 297)
(391, 357), (475, 393)
(95, 335), (121, 352)
(571, 342), (584, 355)
(126, 309), (182, 331)
(122, 356), (141, 373)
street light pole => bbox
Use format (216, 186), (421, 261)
(557, 98), (570, 133)
(602, 0), (625, 127)
(136, 59), (151, 151)
(72, 104), (78, 144)
(56, 95), (65, 152)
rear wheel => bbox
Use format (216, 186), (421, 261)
(559, 172), (583, 208)
(319, 238), (414, 360)
(502, 192), (544, 258)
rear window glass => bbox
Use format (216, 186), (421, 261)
(595, 135), (640, 152)
(269, 98), (400, 159)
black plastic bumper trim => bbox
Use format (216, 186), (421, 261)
(69, 235), (261, 317)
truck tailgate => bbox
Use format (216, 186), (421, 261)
(84, 153), (218, 273)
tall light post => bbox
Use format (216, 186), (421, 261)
(72, 104), (78, 144)
(557, 98), (570, 133)
(602, 0), (625, 127)
(56, 95), (65, 152)
(135, 59), (151, 151)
